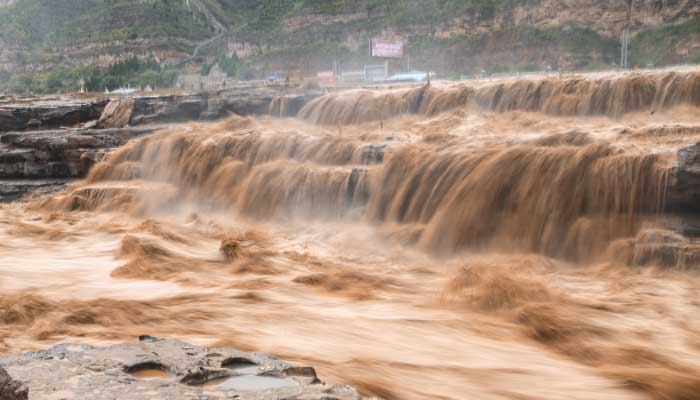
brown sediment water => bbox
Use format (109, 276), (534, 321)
(4, 71), (700, 399)
(298, 70), (700, 125)
(128, 369), (173, 380)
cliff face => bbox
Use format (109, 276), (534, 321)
(422, 0), (700, 73)
(0, 0), (699, 80)
(279, 0), (700, 38)
(454, 0), (700, 37)
(0, 0), (214, 76)
(259, 0), (700, 74)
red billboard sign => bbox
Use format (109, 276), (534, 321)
(371, 39), (404, 58)
(317, 71), (336, 83)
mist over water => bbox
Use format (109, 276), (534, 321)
(4, 72), (700, 399)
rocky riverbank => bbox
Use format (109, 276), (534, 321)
(0, 337), (370, 400)
(0, 126), (159, 201)
(0, 88), (320, 201)
(0, 88), (320, 133)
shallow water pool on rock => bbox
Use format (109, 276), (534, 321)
(205, 375), (299, 391)
(129, 369), (172, 379)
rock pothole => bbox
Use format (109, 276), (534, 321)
(221, 357), (261, 374)
(123, 362), (173, 380)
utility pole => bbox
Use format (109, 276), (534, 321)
(620, 29), (630, 69)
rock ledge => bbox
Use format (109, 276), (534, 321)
(0, 337), (370, 400)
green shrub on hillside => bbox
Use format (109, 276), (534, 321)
(631, 19), (700, 66)
(0, 0), (212, 48)
(0, 56), (180, 94)
(689, 51), (700, 64)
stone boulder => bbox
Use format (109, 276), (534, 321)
(0, 366), (28, 400)
(130, 94), (208, 126)
(667, 143), (700, 213)
(97, 98), (135, 129)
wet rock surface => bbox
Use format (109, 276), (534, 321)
(0, 337), (370, 400)
(97, 98), (135, 129)
(0, 89), (321, 134)
(668, 142), (700, 213)
(0, 88), (320, 200)
(0, 179), (69, 202)
(267, 93), (321, 118)
(129, 90), (320, 124)
(0, 366), (28, 400)
(0, 127), (158, 179)
(130, 94), (209, 125)
(0, 100), (108, 133)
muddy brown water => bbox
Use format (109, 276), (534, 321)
(129, 369), (172, 380)
(3, 74), (700, 399)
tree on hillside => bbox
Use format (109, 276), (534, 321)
(245, 0), (290, 53)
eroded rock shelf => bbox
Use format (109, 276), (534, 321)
(0, 337), (370, 400)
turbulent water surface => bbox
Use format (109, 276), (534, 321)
(3, 70), (700, 400)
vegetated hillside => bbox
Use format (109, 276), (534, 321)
(0, 0), (213, 69)
(237, 0), (700, 76)
(1, 0), (699, 93)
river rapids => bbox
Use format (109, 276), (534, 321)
(3, 70), (700, 399)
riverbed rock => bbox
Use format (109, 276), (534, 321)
(0, 89), (321, 200)
(0, 100), (108, 132)
(0, 127), (157, 179)
(122, 90), (320, 125)
(627, 229), (700, 267)
(0, 89), (321, 133)
(668, 143), (700, 213)
(97, 98), (135, 128)
(0, 179), (70, 202)
(0, 338), (371, 400)
(268, 93), (321, 117)
(0, 366), (28, 400)
(129, 94), (208, 125)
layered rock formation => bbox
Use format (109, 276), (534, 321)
(0, 127), (157, 179)
(97, 98), (135, 129)
(0, 179), (69, 202)
(0, 100), (107, 132)
(668, 142), (700, 213)
(0, 337), (369, 400)
(0, 87), (320, 201)
(0, 89), (320, 133)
